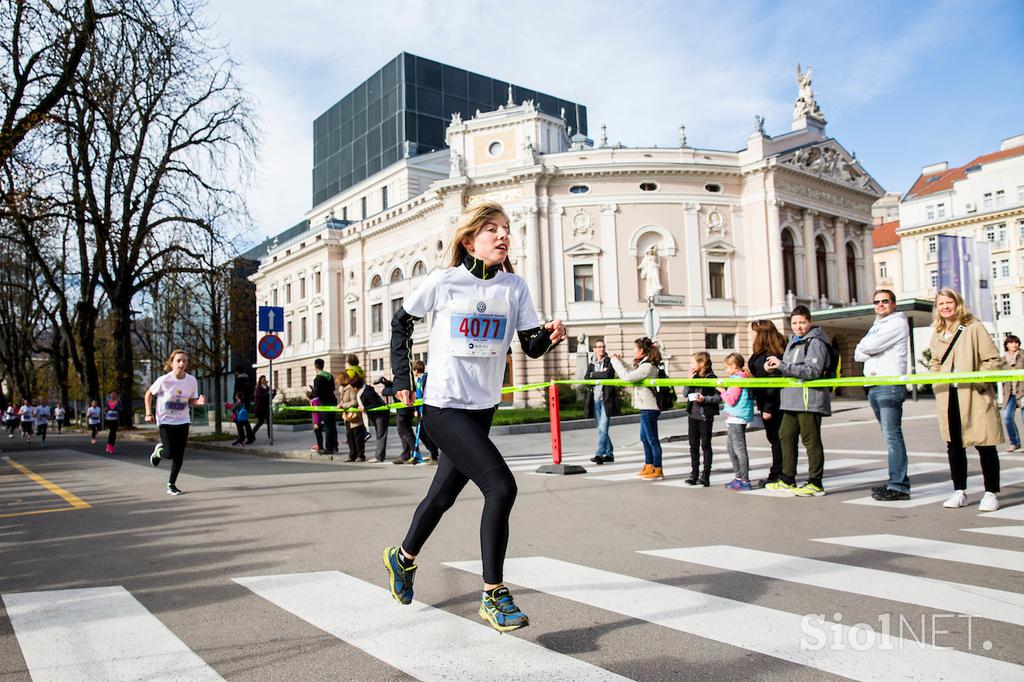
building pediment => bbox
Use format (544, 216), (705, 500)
(780, 141), (884, 195)
(344, 292), (359, 304)
(702, 239), (735, 256)
(564, 241), (602, 257)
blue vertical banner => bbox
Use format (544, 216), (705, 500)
(936, 235), (961, 292)
(935, 235), (993, 322)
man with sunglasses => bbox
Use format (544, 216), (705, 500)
(855, 290), (912, 501)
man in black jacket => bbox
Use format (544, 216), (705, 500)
(584, 341), (621, 464)
(312, 358), (338, 454)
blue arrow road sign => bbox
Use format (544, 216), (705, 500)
(258, 306), (284, 333)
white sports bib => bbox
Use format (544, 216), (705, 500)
(448, 298), (509, 357)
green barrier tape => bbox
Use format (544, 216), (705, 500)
(281, 370), (1024, 413)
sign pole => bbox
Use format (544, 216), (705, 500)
(267, 357), (274, 446)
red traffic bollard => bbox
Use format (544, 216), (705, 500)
(535, 382), (586, 475)
(549, 383), (562, 465)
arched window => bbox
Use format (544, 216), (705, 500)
(781, 229), (796, 295)
(846, 242), (858, 303)
(370, 274), (382, 288)
(389, 268), (403, 283)
(816, 236), (829, 299)
(411, 261), (427, 277)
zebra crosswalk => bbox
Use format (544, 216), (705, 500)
(4, 529), (1023, 680)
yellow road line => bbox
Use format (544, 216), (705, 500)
(1, 456), (91, 511)
(0, 507), (80, 520)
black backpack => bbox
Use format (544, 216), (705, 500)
(650, 365), (677, 410)
(816, 337), (842, 389)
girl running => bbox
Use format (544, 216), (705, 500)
(19, 400), (34, 442)
(104, 391), (122, 454)
(4, 404), (16, 437)
(86, 400), (101, 443)
(54, 404), (66, 434)
(145, 349), (205, 496)
(34, 400), (51, 448)
(382, 201), (565, 632)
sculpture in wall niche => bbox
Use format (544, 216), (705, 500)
(449, 150), (464, 178)
(571, 210), (594, 239)
(638, 245), (663, 299)
(705, 209), (726, 236)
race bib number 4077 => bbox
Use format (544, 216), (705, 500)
(448, 298), (509, 357)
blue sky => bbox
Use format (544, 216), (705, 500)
(207, 0), (1024, 242)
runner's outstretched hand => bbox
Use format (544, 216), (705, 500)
(546, 319), (566, 344)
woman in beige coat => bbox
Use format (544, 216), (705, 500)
(929, 288), (1003, 511)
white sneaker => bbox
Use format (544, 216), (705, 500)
(978, 492), (1000, 512)
(942, 490), (967, 509)
(150, 443), (164, 467)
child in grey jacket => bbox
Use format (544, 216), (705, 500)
(764, 305), (831, 497)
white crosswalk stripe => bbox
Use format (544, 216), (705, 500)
(962, 526), (1024, 539)
(1, 586), (223, 682)
(640, 545), (1024, 626)
(744, 461), (948, 496)
(977, 503), (1024, 520)
(845, 467), (1024, 508)
(233, 571), (627, 681)
(813, 534), (1024, 572)
(444, 557), (1023, 681)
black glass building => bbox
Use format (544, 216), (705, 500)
(312, 52), (588, 207)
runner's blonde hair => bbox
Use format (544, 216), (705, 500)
(446, 201), (514, 273)
(163, 349), (189, 372)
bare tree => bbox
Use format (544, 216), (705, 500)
(58, 1), (256, 421)
(0, 0), (99, 172)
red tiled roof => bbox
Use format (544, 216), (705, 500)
(872, 220), (900, 248)
(906, 144), (1024, 199)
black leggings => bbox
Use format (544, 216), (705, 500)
(762, 412), (784, 479)
(947, 389), (1000, 492)
(90, 423), (100, 439)
(160, 424), (190, 485)
(688, 417), (714, 476)
(106, 420), (118, 446)
(402, 405), (516, 584)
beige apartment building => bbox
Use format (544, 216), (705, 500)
(251, 69), (883, 406)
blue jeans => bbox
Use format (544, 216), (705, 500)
(639, 410), (662, 467)
(868, 385), (909, 493)
(593, 398), (613, 457)
(1002, 394), (1021, 446)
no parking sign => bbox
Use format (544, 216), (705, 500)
(258, 334), (283, 360)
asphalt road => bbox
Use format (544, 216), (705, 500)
(1, 399), (1022, 681)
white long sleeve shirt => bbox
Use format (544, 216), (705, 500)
(854, 311), (910, 377)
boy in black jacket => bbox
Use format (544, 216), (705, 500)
(312, 358), (338, 454)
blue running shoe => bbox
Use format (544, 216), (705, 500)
(383, 546), (416, 605)
(479, 586), (530, 632)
